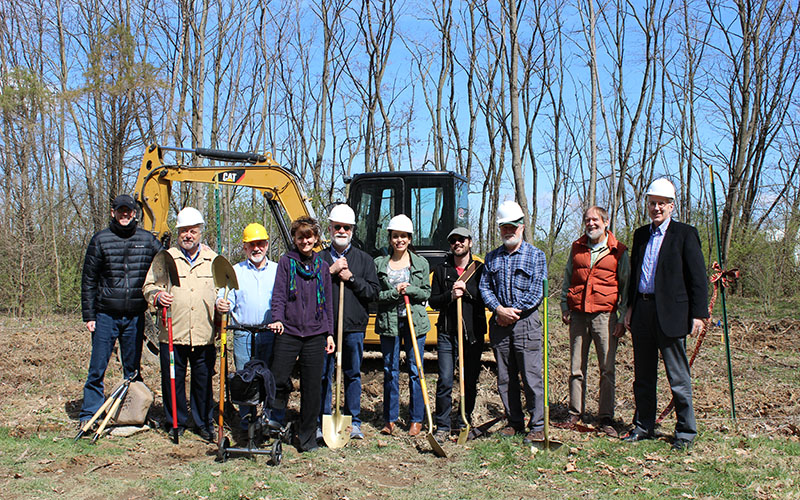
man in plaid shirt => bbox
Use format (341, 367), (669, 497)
(479, 200), (547, 444)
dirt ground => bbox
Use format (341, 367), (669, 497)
(1, 312), (799, 498)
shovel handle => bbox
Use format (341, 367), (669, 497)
(456, 298), (468, 427)
(166, 310), (179, 444)
(403, 295), (435, 432)
(334, 281), (345, 412)
(218, 287), (231, 447)
(92, 385), (129, 442)
(542, 279), (551, 443)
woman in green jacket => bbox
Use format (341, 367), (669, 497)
(374, 214), (431, 437)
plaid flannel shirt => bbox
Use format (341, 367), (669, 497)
(479, 240), (547, 313)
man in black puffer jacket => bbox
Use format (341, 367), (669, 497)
(79, 194), (162, 425)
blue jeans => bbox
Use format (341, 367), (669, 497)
(380, 320), (426, 424)
(232, 328), (282, 425)
(320, 331), (365, 426)
(435, 329), (484, 432)
(80, 312), (143, 420)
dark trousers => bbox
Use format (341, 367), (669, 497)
(490, 311), (544, 431)
(435, 328), (484, 432)
(270, 333), (326, 451)
(159, 343), (216, 430)
(630, 298), (697, 441)
(80, 312), (143, 420)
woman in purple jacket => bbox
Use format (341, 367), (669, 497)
(268, 216), (335, 452)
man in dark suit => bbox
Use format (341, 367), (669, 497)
(622, 178), (708, 451)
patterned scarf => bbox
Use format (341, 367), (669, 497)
(289, 254), (325, 320)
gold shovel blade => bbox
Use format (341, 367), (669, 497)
(321, 411), (352, 449)
(457, 425), (470, 445)
(427, 432), (447, 457)
(152, 250), (180, 288)
(212, 255), (239, 290)
(530, 438), (564, 451)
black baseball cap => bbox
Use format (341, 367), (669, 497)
(112, 194), (137, 210)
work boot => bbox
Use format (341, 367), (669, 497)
(498, 426), (521, 437)
(671, 438), (693, 451)
(408, 422), (423, 437)
(380, 422), (395, 435)
(195, 426), (215, 442)
(598, 419), (618, 438)
(523, 430), (544, 444)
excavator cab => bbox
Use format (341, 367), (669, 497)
(345, 171), (470, 270)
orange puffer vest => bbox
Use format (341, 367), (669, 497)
(567, 231), (627, 313)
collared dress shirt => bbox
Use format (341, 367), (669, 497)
(638, 218), (671, 294)
(221, 258), (279, 327)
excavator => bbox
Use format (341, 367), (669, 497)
(133, 144), (471, 346)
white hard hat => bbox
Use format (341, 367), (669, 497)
(387, 214), (413, 234)
(176, 207), (204, 228)
(496, 200), (525, 225)
(328, 204), (356, 225)
(646, 178), (676, 200)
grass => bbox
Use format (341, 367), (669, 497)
(1, 421), (799, 499)
(722, 295), (800, 322)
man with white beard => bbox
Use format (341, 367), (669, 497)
(215, 223), (280, 428)
(479, 200), (548, 444)
(318, 204), (380, 441)
(559, 206), (629, 437)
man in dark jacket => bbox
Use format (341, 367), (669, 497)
(79, 194), (162, 425)
(429, 227), (486, 442)
(623, 178), (708, 451)
(319, 204), (380, 440)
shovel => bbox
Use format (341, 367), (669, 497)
(531, 279), (563, 452)
(152, 249), (180, 444)
(456, 297), (470, 445)
(403, 295), (447, 458)
(92, 378), (133, 443)
(322, 281), (352, 449)
(212, 255), (239, 449)
(75, 370), (138, 441)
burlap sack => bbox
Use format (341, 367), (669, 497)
(112, 381), (153, 426)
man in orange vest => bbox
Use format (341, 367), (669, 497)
(560, 206), (629, 437)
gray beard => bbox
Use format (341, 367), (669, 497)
(333, 234), (351, 250)
(503, 235), (521, 248)
(586, 228), (604, 242)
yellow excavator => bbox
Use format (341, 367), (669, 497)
(133, 144), (472, 346)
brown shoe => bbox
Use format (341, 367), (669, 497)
(381, 422), (395, 435)
(598, 420), (619, 438)
(523, 430), (544, 444)
(408, 422), (423, 436)
(498, 426), (521, 437)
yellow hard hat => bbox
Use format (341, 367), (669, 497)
(242, 223), (269, 243)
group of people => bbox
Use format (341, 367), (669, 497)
(79, 176), (708, 453)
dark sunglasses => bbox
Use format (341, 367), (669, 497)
(334, 224), (352, 231)
(448, 236), (467, 245)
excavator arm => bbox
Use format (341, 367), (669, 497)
(133, 144), (316, 248)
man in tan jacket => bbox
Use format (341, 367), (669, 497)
(143, 207), (219, 442)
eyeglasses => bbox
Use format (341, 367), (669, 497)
(333, 224), (352, 231)
(448, 236), (467, 245)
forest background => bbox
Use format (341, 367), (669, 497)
(1, 0), (799, 317)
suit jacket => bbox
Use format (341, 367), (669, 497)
(627, 220), (709, 338)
